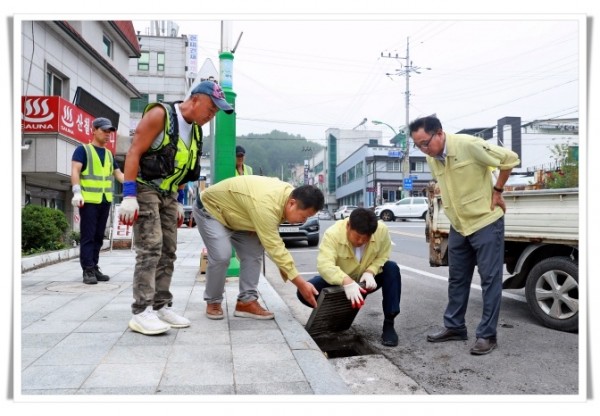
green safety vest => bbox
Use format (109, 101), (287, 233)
(80, 144), (114, 204)
(235, 164), (253, 176)
(137, 102), (202, 193)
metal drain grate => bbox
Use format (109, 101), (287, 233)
(305, 284), (367, 337)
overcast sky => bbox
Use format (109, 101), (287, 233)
(134, 16), (582, 146)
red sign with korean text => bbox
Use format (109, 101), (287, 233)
(21, 96), (116, 154)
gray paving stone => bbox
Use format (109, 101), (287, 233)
(21, 364), (95, 390)
(102, 345), (171, 364)
(21, 347), (49, 368)
(168, 344), (232, 363)
(233, 359), (306, 385)
(232, 342), (294, 364)
(76, 386), (158, 395)
(235, 381), (313, 394)
(156, 385), (236, 395)
(160, 361), (233, 387)
(230, 329), (285, 345)
(21, 332), (68, 349)
(174, 329), (230, 345)
(82, 363), (166, 388)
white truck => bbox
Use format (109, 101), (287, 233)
(426, 184), (579, 333)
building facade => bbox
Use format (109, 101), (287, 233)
(20, 20), (141, 229)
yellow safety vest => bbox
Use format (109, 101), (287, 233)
(80, 144), (114, 204)
(235, 164), (253, 176)
(137, 102), (202, 194)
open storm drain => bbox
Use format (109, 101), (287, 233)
(305, 285), (374, 358)
(312, 333), (374, 358)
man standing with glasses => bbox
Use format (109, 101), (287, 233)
(409, 115), (519, 355)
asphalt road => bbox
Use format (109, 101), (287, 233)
(265, 219), (580, 397)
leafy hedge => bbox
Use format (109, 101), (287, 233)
(22, 205), (69, 255)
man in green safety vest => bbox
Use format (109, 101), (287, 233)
(71, 117), (124, 285)
(234, 145), (253, 176)
(119, 80), (234, 336)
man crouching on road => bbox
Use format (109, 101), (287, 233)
(296, 208), (402, 346)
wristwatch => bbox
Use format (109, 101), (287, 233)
(493, 186), (504, 193)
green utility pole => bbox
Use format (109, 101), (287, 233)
(215, 35), (239, 276)
(214, 50), (237, 183)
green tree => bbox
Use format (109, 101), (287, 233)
(22, 205), (69, 254)
(545, 142), (578, 189)
(202, 130), (323, 179)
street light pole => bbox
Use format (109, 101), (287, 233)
(371, 120), (397, 137)
(381, 37), (430, 198)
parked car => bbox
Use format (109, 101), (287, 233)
(278, 215), (320, 246)
(333, 205), (358, 220)
(374, 197), (428, 221)
(182, 205), (196, 227)
(317, 209), (332, 220)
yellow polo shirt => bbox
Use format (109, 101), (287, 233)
(200, 175), (299, 281)
(427, 133), (520, 236)
(317, 218), (392, 286)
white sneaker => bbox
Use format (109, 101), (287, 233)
(157, 306), (191, 328)
(128, 306), (171, 335)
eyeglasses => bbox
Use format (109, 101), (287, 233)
(413, 132), (436, 149)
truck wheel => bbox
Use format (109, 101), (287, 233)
(380, 210), (394, 222)
(525, 256), (578, 333)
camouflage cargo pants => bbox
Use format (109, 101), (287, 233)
(131, 184), (179, 314)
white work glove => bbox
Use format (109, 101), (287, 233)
(360, 272), (377, 290)
(119, 196), (139, 226)
(343, 281), (366, 309)
(71, 185), (84, 208)
(177, 202), (184, 227)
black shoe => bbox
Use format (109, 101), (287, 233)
(470, 337), (497, 355)
(427, 327), (468, 343)
(83, 269), (98, 285)
(381, 319), (398, 347)
(93, 266), (110, 282)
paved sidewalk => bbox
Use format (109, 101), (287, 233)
(18, 227), (350, 397)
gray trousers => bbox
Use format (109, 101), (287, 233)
(131, 184), (178, 314)
(445, 217), (505, 339)
(193, 204), (264, 304)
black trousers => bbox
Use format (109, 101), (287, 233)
(79, 201), (111, 270)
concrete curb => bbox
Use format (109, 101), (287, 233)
(259, 277), (351, 394)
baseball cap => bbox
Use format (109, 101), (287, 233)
(190, 80), (234, 114)
(236, 145), (246, 156)
(92, 117), (116, 131)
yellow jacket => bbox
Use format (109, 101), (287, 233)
(200, 176), (299, 281)
(317, 218), (391, 285)
(427, 133), (520, 236)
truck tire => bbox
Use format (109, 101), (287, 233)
(525, 256), (578, 333)
(380, 210), (395, 222)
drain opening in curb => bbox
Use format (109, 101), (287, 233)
(312, 333), (374, 359)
